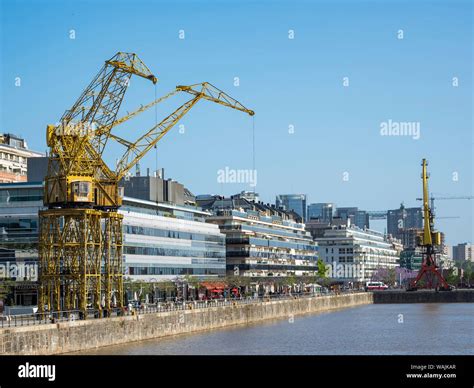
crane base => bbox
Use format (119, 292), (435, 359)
(38, 208), (124, 318)
(409, 262), (451, 291)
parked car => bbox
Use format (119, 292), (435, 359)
(365, 281), (389, 291)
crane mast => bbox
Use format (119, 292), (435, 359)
(38, 53), (254, 319)
(422, 159), (433, 246)
(409, 159), (450, 291)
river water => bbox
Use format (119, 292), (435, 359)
(81, 303), (473, 355)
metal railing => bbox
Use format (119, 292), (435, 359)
(0, 307), (130, 328)
(0, 289), (363, 328)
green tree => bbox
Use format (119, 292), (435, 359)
(0, 279), (15, 306)
(281, 274), (298, 292)
(460, 261), (473, 286)
(466, 268), (473, 285)
(183, 274), (201, 288)
(183, 275), (201, 299)
(445, 268), (459, 286)
(225, 275), (251, 295)
(317, 259), (328, 279)
(149, 280), (176, 301)
(156, 280), (176, 293)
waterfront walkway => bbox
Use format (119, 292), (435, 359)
(0, 290), (346, 328)
(4, 289), (473, 329)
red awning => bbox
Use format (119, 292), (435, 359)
(200, 281), (227, 291)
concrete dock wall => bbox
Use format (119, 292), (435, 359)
(373, 290), (474, 304)
(0, 292), (373, 355)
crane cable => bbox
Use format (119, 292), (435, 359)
(154, 83), (159, 204)
(154, 83), (158, 177)
(252, 115), (256, 194)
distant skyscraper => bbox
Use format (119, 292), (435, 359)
(354, 210), (369, 229)
(307, 203), (335, 222)
(387, 204), (423, 240)
(276, 194), (307, 221)
(336, 207), (358, 222)
(452, 243), (473, 262)
(336, 207), (369, 229)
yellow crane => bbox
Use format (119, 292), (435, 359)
(409, 159), (451, 291)
(39, 52), (254, 318)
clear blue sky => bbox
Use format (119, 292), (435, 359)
(1, 0), (472, 245)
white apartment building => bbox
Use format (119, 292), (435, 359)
(315, 226), (400, 283)
(0, 134), (43, 183)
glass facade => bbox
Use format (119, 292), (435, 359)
(0, 183), (226, 285)
(307, 203), (335, 222)
(0, 183), (43, 267)
(208, 209), (318, 278)
(336, 207), (370, 229)
(120, 200), (226, 280)
(0, 183), (43, 305)
(275, 194), (307, 221)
